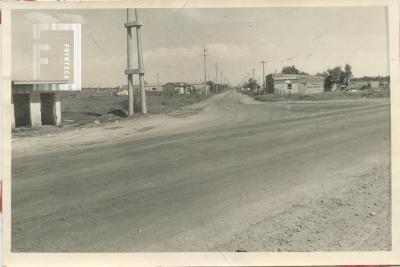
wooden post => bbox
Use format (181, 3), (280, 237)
(135, 9), (147, 114)
(215, 64), (218, 93)
(252, 67), (255, 93)
(126, 9), (134, 116)
(157, 73), (160, 91)
(202, 47), (208, 95)
(220, 70), (222, 91)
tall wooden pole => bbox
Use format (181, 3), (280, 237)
(135, 9), (147, 114)
(252, 67), (256, 93)
(157, 73), (160, 91)
(202, 46), (208, 95)
(215, 63), (218, 93)
(126, 9), (134, 116)
(260, 60), (267, 94)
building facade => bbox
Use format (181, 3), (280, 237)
(12, 81), (64, 128)
(144, 83), (163, 92)
(270, 74), (324, 95)
(162, 82), (193, 95)
(191, 83), (209, 95)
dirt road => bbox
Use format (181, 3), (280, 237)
(12, 91), (391, 252)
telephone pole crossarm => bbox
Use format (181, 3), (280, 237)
(124, 21), (142, 28)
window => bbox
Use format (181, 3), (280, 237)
(287, 83), (292, 90)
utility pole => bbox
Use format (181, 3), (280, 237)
(125, 8), (147, 115)
(260, 60), (267, 94)
(135, 9), (147, 114)
(215, 63), (218, 93)
(220, 70), (223, 91)
(202, 46), (208, 95)
(157, 73), (160, 91)
(126, 9), (135, 116)
(252, 67), (256, 93)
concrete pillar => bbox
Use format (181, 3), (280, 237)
(30, 92), (42, 127)
(55, 93), (62, 126)
(11, 95), (15, 128)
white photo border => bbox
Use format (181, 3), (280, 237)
(1, 0), (399, 266)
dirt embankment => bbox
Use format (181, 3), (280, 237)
(216, 163), (391, 252)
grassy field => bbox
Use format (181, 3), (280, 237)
(60, 90), (210, 126)
(248, 88), (390, 102)
(12, 90), (211, 138)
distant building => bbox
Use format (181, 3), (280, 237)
(269, 74), (324, 95)
(12, 80), (65, 128)
(350, 81), (369, 90)
(191, 83), (209, 95)
(370, 81), (380, 89)
(350, 80), (382, 90)
(162, 82), (193, 95)
(145, 83), (163, 92)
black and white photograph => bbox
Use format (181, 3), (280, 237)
(2, 0), (399, 264)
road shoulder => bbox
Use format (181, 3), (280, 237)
(216, 163), (391, 252)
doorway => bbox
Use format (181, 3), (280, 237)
(40, 93), (56, 125)
(13, 94), (31, 128)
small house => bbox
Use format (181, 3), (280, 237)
(270, 74), (324, 95)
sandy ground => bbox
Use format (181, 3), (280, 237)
(11, 90), (391, 252)
(215, 163), (391, 251)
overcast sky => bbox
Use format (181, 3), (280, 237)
(12, 7), (389, 87)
